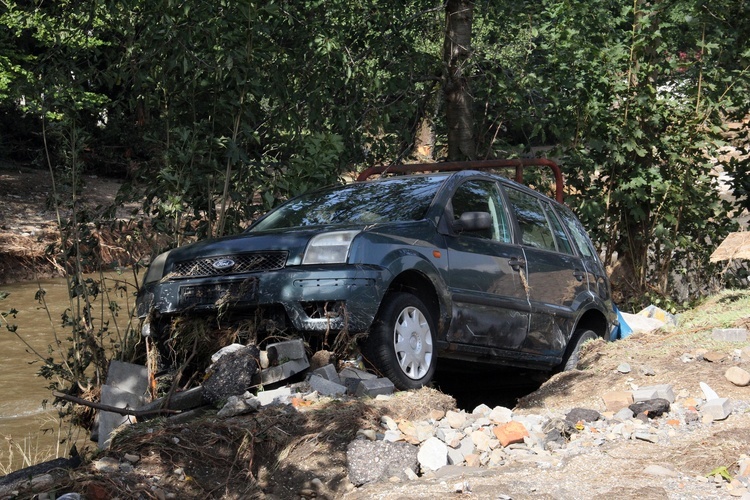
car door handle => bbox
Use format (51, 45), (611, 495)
(508, 257), (526, 271)
(573, 269), (585, 282)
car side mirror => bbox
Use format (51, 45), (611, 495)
(452, 211), (492, 232)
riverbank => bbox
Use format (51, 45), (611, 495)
(2, 290), (749, 499)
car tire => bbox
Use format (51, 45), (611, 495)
(362, 292), (437, 390)
(560, 329), (598, 371)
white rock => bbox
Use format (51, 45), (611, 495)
(417, 437), (448, 472)
(726, 366), (750, 387)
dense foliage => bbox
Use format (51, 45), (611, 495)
(1, 0), (748, 311)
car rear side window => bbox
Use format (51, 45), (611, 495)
(505, 187), (571, 254)
(450, 180), (512, 243)
(557, 205), (597, 258)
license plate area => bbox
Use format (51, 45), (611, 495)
(179, 278), (259, 308)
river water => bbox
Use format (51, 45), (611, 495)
(0, 272), (140, 471)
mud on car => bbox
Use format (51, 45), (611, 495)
(136, 165), (617, 390)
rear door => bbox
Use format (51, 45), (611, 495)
(443, 179), (530, 350)
(504, 186), (589, 357)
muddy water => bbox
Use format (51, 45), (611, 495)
(0, 272), (140, 470)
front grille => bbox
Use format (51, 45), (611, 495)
(171, 252), (288, 278)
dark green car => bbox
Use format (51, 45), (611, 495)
(136, 169), (616, 389)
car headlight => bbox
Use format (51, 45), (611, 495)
(302, 230), (359, 264)
(143, 250), (171, 285)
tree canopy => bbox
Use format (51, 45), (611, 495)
(0, 0), (748, 308)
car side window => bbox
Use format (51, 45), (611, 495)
(505, 186), (567, 253)
(450, 180), (512, 243)
(558, 205), (596, 258)
(543, 203), (573, 255)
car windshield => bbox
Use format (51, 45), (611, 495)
(249, 175), (447, 231)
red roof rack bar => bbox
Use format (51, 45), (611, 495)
(355, 159), (564, 203)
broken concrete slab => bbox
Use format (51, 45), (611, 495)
(203, 345), (260, 404)
(256, 386), (292, 406)
(633, 384), (675, 403)
(98, 385), (142, 449)
(702, 398), (732, 421)
(266, 339), (306, 364)
(712, 328), (749, 342)
(106, 360), (149, 395)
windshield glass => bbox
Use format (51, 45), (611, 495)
(250, 175), (447, 231)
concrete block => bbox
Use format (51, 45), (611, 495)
(266, 339), (306, 363)
(602, 391), (634, 412)
(712, 328), (748, 342)
(256, 386), (292, 406)
(308, 374), (347, 396)
(339, 367), (377, 380)
(260, 357), (310, 385)
(106, 360), (149, 396)
(312, 363), (342, 384)
(355, 377), (395, 398)
(633, 384), (674, 403)
(98, 385), (143, 449)
(702, 398), (732, 421)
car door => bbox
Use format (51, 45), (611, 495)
(504, 186), (589, 357)
(443, 179), (530, 350)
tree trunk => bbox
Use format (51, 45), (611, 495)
(443, 0), (476, 161)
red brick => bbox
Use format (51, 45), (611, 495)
(493, 421), (529, 447)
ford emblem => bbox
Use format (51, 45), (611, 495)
(212, 258), (236, 270)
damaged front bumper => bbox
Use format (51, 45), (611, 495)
(136, 264), (389, 334)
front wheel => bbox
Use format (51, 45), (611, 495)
(362, 292), (437, 390)
(560, 329), (598, 371)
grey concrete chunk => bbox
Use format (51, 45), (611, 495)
(312, 363), (342, 384)
(266, 339), (306, 363)
(355, 377), (395, 398)
(308, 374), (347, 396)
(633, 384), (674, 403)
(712, 328), (749, 342)
(256, 386), (292, 406)
(106, 360), (149, 396)
(98, 385), (142, 449)
(260, 357), (310, 385)
(702, 398), (732, 421)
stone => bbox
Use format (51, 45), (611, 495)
(356, 429), (377, 441)
(203, 345), (261, 404)
(700, 382), (720, 400)
(488, 406), (513, 424)
(429, 409), (446, 421)
(472, 404), (492, 416)
(308, 374), (347, 396)
(339, 367), (377, 381)
(634, 432), (658, 443)
(614, 407), (635, 420)
(266, 339), (306, 363)
(470, 430), (492, 452)
(703, 351), (727, 363)
(217, 394), (261, 417)
(712, 328), (749, 342)
(464, 454), (481, 467)
(726, 367), (750, 387)
(346, 440), (418, 485)
(602, 391), (634, 412)
(617, 363), (631, 373)
(628, 398), (670, 419)
(355, 377), (395, 398)
(417, 437), (448, 472)
(639, 365), (656, 376)
(644, 464), (679, 477)
(309, 350), (335, 370)
(445, 410), (467, 430)
(493, 421), (529, 447)
(702, 398), (732, 421)
(383, 430), (403, 442)
(381, 415), (399, 431)
(260, 358), (310, 385)
(564, 408), (601, 425)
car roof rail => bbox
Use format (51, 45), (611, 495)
(355, 159), (564, 203)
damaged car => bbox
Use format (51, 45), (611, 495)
(137, 165), (617, 390)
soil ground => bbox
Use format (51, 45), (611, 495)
(2, 162), (750, 499)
